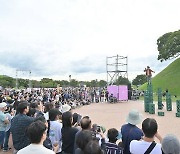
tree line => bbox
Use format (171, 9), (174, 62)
(0, 74), (137, 89)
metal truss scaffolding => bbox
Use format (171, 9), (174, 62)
(106, 55), (128, 85)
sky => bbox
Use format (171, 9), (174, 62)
(0, 0), (179, 82)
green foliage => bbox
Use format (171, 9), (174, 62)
(157, 30), (180, 62)
(69, 79), (78, 87)
(40, 78), (56, 88)
(139, 58), (180, 96)
(18, 79), (29, 88)
(98, 80), (107, 87)
(90, 80), (97, 87)
(60, 80), (69, 87)
(132, 74), (146, 86)
(0, 75), (15, 87)
(31, 80), (40, 88)
(0, 75), (108, 88)
(115, 76), (130, 85)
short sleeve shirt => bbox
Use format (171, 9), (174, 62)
(130, 140), (162, 154)
(0, 111), (6, 131)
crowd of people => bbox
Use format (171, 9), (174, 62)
(0, 87), (180, 154)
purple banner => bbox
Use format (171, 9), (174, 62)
(107, 85), (128, 101)
(118, 85), (128, 101)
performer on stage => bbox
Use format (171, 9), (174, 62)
(144, 66), (155, 84)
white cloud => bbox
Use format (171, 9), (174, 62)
(0, 0), (179, 81)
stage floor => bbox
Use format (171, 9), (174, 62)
(73, 101), (180, 140)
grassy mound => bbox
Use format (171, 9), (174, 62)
(139, 58), (180, 96)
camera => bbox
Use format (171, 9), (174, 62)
(92, 124), (106, 133)
(97, 125), (101, 132)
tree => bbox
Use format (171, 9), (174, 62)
(40, 78), (55, 88)
(90, 80), (98, 87)
(60, 80), (69, 87)
(157, 30), (180, 62)
(132, 74), (147, 86)
(0, 75), (15, 88)
(115, 76), (130, 85)
(84, 81), (91, 87)
(31, 80), (40, 88)
(69, 79), (78, 87)
(98, 80), (107, 87)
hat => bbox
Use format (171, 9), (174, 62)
(61, 104), (71, 113)
(162, 134), (180, 154)
(126, 109), (142, 125)
(0, 102), (7, 108)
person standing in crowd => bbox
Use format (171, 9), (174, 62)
(0, 93), (5, 103)
(84, 140), (104, 154)
(161, 134), (180, 154)
(105, 89), (109, 102)
(34, 116), (53, 150)
(44, 102), (55, 120)
(75, 130), (93, 154)
(105, 128), (123, 154)
(12, 94), (19, 111)
(11, 101), (34, 154)
(48, 108), (62, 154)
(0, 102), (9, 150)
(130, 118), (162, 154)
(120, 109), (143, 154)
(74, 116), (92, 151)
(61, 111), (79, 154)
(3, 105), (14, 152)
(17, 121), (56, 154)
(34, 100), (44, 118)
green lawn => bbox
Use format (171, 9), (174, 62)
(139, 58), (180, 97)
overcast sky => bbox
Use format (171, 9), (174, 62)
(0, 0), (179, 81)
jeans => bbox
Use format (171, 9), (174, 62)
(0, 131), (5, 148)
(147, 76), (152, 85)
(3, 129), (10, 150)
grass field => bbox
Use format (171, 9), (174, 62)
(139, 58), (180, 97)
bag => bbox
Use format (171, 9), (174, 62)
(144, 141), (156, 154)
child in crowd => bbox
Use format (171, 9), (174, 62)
(105, 128), (123, 154)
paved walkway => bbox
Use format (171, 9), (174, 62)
(3, 100), (180, 154)
(74, 101), (180, 139)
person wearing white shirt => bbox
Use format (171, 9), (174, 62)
(48, 108), (62, 154)
(17, 121), (57, 154)
(130, 118), (162, 154)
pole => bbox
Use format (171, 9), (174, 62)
(16, 70), (18, 89)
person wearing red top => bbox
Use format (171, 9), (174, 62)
(144, 66), (155, 84)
